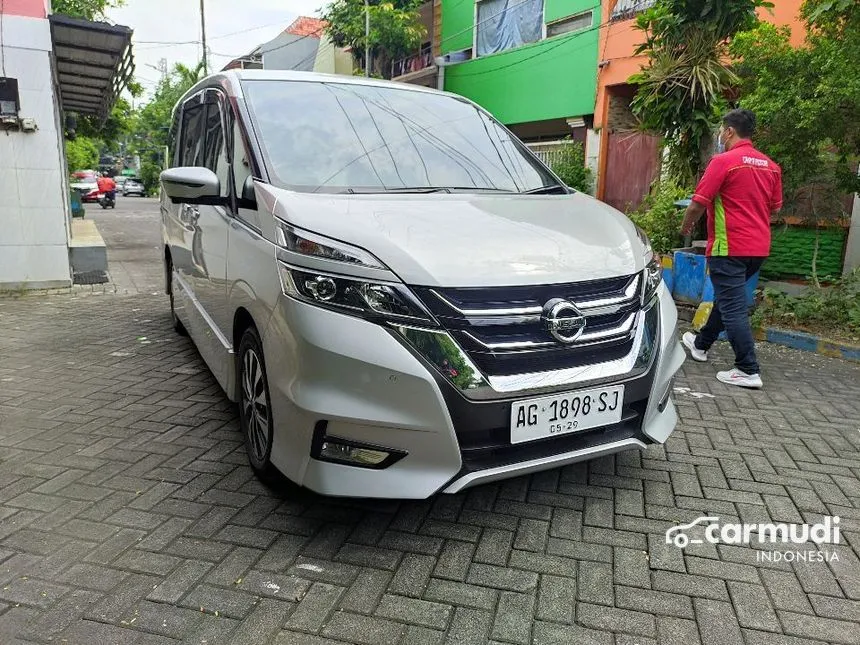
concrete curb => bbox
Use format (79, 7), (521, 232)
(754, 327), (860, 362)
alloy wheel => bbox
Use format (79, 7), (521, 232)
(242, 347), (270, 464)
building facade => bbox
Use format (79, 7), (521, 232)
(395, 0), (810, 209)
(0, 0), (131, 289)
(437, 0), (601, 147)
(222, 17), (352, 76)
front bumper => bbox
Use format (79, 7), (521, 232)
(263, 282), (684, 499)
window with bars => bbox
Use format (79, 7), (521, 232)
(610, 0), (657, 22)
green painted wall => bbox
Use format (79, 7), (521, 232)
(763, 227), (847, 278)
(440, 0), (600, 125)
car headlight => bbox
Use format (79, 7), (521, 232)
(278, 265), (433, 324)
(276, 220), (384, 269)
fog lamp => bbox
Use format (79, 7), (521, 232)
(320, 441), (389, 466)
(311, 425), (407, 470)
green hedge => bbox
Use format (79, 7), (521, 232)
(763, 226), (847, 278)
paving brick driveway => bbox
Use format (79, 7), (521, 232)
(0, 200), (859, 645)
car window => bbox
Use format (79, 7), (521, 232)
(202, 96), (230, 198)
(180, 103), (205, 167)
(232, 120), (252, 201)
(226, 108), (259, 228)
(241, 80), (559, 194)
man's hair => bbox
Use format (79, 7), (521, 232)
(722, 109), (756, 138)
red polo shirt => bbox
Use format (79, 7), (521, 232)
(692, 140), (782, 257)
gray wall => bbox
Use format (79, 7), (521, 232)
(260, 33), (320, 71)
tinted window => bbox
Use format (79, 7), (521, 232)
(242, 80), (557, 194)
(180, 103), (205, 167)
(202, 97), (230, 198)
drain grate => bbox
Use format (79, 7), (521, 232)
(73, 270), (109, 285)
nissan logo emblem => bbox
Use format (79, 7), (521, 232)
(542, 298), (586, 344)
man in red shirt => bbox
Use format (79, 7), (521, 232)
(679, 109), (783, 389)
(97, 172), (117, 200)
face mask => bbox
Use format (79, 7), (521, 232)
(716, 130), (726, 154)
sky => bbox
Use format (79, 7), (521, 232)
(107, 0), (327, 98)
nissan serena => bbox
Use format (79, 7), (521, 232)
(160, 70), (685, 499)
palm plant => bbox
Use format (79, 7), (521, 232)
(173, 61), (207, 88)
(629, 0), (771, 185)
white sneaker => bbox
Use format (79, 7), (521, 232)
(682, 332), (708, 362)
(717, 368), (763, 389)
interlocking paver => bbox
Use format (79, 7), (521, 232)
(0, 199), (859, 644)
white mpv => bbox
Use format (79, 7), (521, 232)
(160, 70), (685, 499)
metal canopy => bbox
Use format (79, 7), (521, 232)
(49, 14), (134, 121)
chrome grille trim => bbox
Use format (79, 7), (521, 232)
(577, 274), (641, 310)
(487, 302), (660, 394)
(463, 312), (637, 351)
(428, 290), (542, 317)
(427, 274), (640, 319)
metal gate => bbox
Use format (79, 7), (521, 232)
(602, 131), (661, 212)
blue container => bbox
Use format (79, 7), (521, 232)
(70, 190), (85, 218)
(672, 250), (708, 304)
(672, 249), (758, 306)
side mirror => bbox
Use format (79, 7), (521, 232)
(160, 167), (222, 204)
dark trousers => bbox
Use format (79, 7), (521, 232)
(695, 256), (764, 375)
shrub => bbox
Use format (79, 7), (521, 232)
(752, 268), (860, 340)
(550, 138), (593, 194)
(628, 179), (691, 255)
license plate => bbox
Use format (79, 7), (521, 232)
(510, 385), (624, 444)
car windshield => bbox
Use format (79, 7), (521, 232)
(242, 80), (561, 195)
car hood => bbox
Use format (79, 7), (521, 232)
(258, 186), (646, 287)
(71, 181), (98, 190)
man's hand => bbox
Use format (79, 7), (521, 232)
(680, 200), (706, 236)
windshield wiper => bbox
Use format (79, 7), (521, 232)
(340, 186), (521, 194)
(522, 185), (569, 195)
(342, 187), (451, 194)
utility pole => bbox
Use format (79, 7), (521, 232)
(157, 58), (168, 83)
(365, 0), (370, 77)
(200, 0), (209, 75)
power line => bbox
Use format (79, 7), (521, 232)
(135, 19), (288, 46)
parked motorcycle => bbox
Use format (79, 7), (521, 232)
(99, 192), (116, 209)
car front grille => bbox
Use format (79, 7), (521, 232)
(413, 273), (643, 378)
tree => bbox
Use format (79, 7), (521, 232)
(730, 0), (859, 211)
(173, 61), (207, 88)
(76, 97), (136, 153)
(549, 139), (593, 194)
(127, 61), (207, 193)
(629, 0), (769, 186)
(321, 0), (426, 78)
(51, 0), (125, 20)
(65, 137), (99, 171)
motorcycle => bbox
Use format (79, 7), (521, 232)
(99, 192), (116, 209)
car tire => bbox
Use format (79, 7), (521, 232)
(168, 266), (188, 336)
(237, 326), (280, 484)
